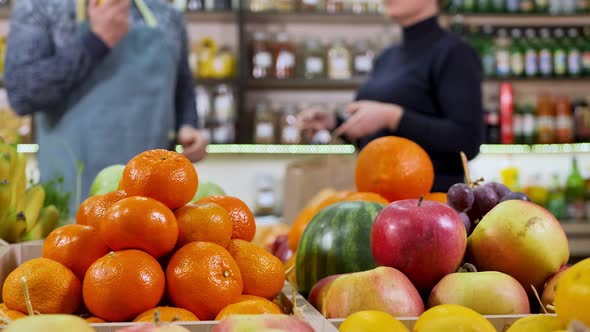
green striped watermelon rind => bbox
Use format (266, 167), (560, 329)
(294, 200), (385, 297)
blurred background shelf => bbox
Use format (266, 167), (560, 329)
(246, 78), (365, 90)
(184, 11), (237, 22)
(480, 144), (590, 154)
(561, 222), (590, 260)
(244, 11), (389, 24)
(442, 13), (590, 26)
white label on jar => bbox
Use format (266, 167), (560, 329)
(282, 126), (300, 143)
(214, 95), (234, 122)
(330, 55), (351, 79)
(256, 123), (274, 139)
(254, 52), (272, 69)
(540, 49), (553, 75)
(523, 114), (535, 134)
(513, 114), (523, 135)
(354, 55), (373, 73)
(213, 125), (234, 144)
(496, 51), (511, 76)
(256, 191), (276, 210)
(568, 50), (581, 75)
(556, 115), (573, 130)
(510, 53), (524, 76)
(525, 50), (537, 76)
(303, 0), (318, 4)
(554, 50), (567, 74)
(276, 51), (295, 70)
(306, 57), (324, 74)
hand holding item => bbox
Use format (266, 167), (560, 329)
(297, 108), (336, 143)
(89, 0), (130, 48)
(177, 125), (209, 163)
(333, 101), (404, 141)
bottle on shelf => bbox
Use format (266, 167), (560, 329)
(352, 38), (375, 77)
(481, 25), (497, 77)
(549, 0), (562, 14)
(500, 83), (515, 144)
(506, 0), (521, 13)
(249, 0), (273, 11)
(534, 0), (550, 12)
(524, 28), (539, 77)
(567, 28), (583, 77)
(302, 37), (326, 79)
(582, 27), (590, 75)
(565, 156), (586, 221)
(536, 92), (555, 144)
(538, 28), (554, 77)
(477, 0), (492, 12)
(577, 0), (589, 12)
(327, 38), (352, 80)
(350, 0), (370, 14)
(562, 0), (577, 13)
(522, 103), (537, 145)
(251, 31), (273, 79)
(520, 0), (535, 11)
(280, 104), (301, 144)
(186, 0), (204, 11)
(298, 0), (323, 12)
(449, 0), (465, 13)
(211, 84), (236, 144)
(555, 95), (574, 143)
(491, 0), (506, 12)
(464, 0), (476, 12)
(274, 32), (296, 79)
(573, 100), (590, 142)
(553, 28), (568, 77)
(513, 104), (524, 143)
(325, 0), (345, 13)
(510, 28), (525, 77)
(495, 28), (512, 77)
(547, 173), (566, 220)
(274, 0), (295, 12)
(485, 98), (502, 144)
(254, 101), (276, 144)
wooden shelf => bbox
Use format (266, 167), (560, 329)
(246, 78), (365, 90)
(194, 78), (238, 86)
(442, 13), (590, 26)
(245, 11), (389, 24)
(561, 222), (590, 258)
(485, 77), (590, 83)
(184, 11), (237, 22)
(480, 144), (590, 154)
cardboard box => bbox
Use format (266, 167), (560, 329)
(282, 155), (357, 225)
(0, 241), (338, 332)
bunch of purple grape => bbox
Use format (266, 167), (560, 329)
(446, 182), (530, 235)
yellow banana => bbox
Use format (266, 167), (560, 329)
(21, 205), (59, 242)
(0, 152), (10, 181)
(23, 185), (45, 232)
(0, 143), (16, 180)
(2, 210), (26, 244)
(0, 179), (11, 222)
(9, 153), (27, 213)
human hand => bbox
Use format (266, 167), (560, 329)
(177, 125), (208, 162)
(297, 108), (336, 143)
(89, 0), (130, 48)
(333, 101), (403, 141)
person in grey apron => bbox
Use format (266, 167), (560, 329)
(5, 0), (208, 217)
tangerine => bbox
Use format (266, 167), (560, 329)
(120, 149), (198, 210)
(2, 258), (81, 315)
(99, 196), (178, 259)
(174, 203), (233, 248)
(83, 250), (165, 322)
(345, 192), (389, 205)
(76, 190), (127, 229)
(227, 239), (285, 300)
(355, 136), (434, 202)
(133, 307), (199, 323)
(423, 192), (448, 204)
(215, 299), (282, 320)
(84, 316), (106, 323)
(42, 224), (110, 281)
(197, 196), (256, 242)
(167, 241), (243, 320)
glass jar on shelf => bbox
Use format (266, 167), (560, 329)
(254, 174), (277, 216)
(251, 31), (273, 79)
(325, 0), (345, 13)
(274, 0), (295, 11)
(211, 85), (236, 144)
(187, 0), (204, 11)
(254, 101), (276, 144)
(298, 0), (323, 11)
(327, 38), (352, 79)
(350, 0), (369, 14)
(302, 37), (326, 79)
(352, 38), (375, 76)
(280, 104), (301, 144)
(274, 32), (296, 79)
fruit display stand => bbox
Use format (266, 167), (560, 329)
(0, 241), (339, 332)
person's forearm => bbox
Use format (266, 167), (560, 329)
(4, 30), (110, 115)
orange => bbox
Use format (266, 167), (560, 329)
(76, 190), (127, 229)
(167, 241), (243, 320)
(174, 203), (233, 248)
(0, 303), (26, 325)
(83, 250), (165, 322)
(99, 196), (178, 259)
(215, 299), (282, 320)
(120, 149), (198, 210)
(133, 307), (199, 323)
(197, 196), (256, 242)
(2, 258), (81, 315)
(42, 224), (110, 281)
(236, 295), (284, 313)
(355, 136), (434, 202)
(84, 316), (106, 323)
(227, 239), (285, 300)
(345, 192), (389, 205)
(423, 192), (448, 204)
(287, 190), (352, 252)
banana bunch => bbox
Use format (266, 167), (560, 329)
(0, 139), (59, 243)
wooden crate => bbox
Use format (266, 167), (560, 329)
(0, 241), (338, 332)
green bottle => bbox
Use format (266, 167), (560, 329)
(510, 28), (525, 77)
(477, 0), (492, 11)
(464, 0), (476, 12)
(521, 103), (536, 144)
(491, 0), (506, 12)
(553, 28), (568, 77)
(535, 0), (549, 12)
(539, 28), (554, 77)
(524, 28), (539, 77)
(582, 27), (590, 76)
(481, 25), (497, 77)
(567, 28), (583, 77)
(565, 157), (586, 221)
(547, 174), (566, 220)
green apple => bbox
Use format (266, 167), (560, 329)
(89, 164), (125, 196)
(4, 314), (96, 332)
(191, 181), (226, 203)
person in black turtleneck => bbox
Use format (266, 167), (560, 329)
(300, 0), (484, 193)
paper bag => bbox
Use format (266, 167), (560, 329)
(282, 155), (357, 225)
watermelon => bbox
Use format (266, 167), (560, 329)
(295, 200), (385, 297)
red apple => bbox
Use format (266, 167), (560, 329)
(371, 199), (467, 294)
(308, 274), (344, 312)
(212, 314), (314, 332)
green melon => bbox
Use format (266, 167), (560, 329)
(295, 200), (385, 297)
